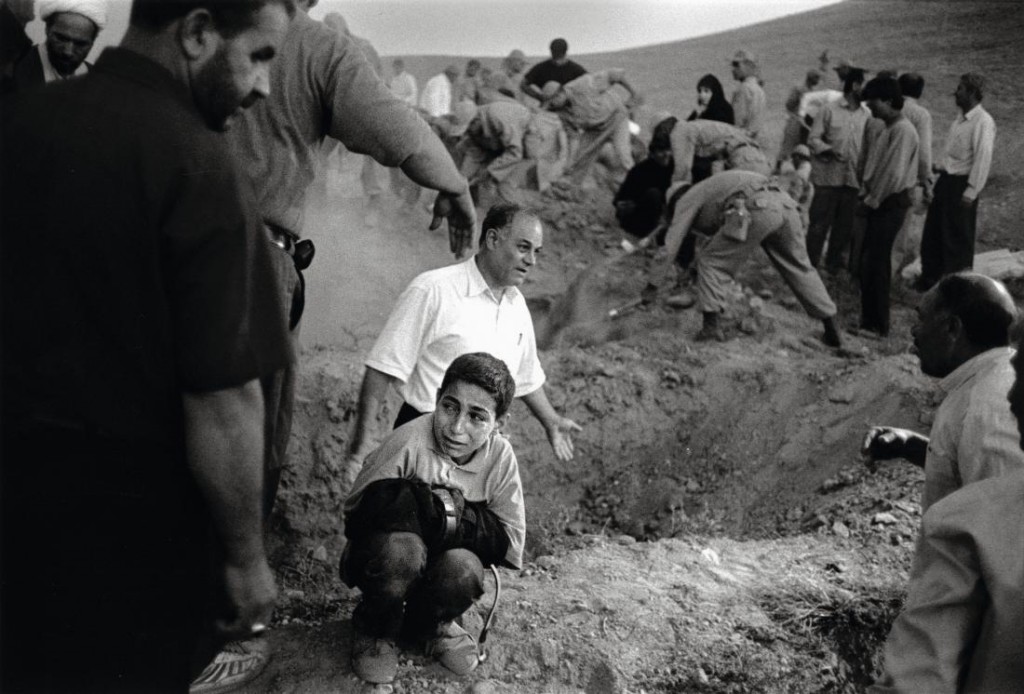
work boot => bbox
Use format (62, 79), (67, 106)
(190, 636), (270, 694)
(352, 629), (398, 684)
(695, 312), (726, 342)
(822, 317), (843, 348)
(425, 621), (479, 676)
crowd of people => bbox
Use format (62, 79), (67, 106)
(0, 0), (1017, 692)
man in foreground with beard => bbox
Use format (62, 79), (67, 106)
(1, 0), (296, 690)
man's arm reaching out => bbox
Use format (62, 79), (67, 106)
(399, 135), (477, 258)
(521, 387), (582, 462)
(182, 380), (276, 636)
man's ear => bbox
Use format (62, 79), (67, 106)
(495, 412), (511, 430)
(178, 8), (219, 61)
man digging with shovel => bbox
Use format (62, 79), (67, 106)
(641, 170), (843, 345)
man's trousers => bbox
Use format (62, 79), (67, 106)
(805, 185), (858, 271)
(342, 532), (485, 641)
(919, 172), (978, 290)
(860, 192), (910, 335)
(696, 191), (836, 319)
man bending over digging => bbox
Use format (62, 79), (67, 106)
(340, 352), (525, 685)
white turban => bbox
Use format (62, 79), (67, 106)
(38, 0), (108, 31)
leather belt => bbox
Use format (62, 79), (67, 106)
(432, 487), (459, 541)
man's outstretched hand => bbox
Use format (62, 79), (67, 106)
(546, 416), (583, 461)
(861, 426), (928, 470)
(431, 187), (477, 258)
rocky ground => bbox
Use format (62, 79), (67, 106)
(250, 175), (949, 693)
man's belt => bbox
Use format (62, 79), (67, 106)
(432, 487), (459, 541)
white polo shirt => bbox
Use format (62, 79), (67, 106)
(366, 256), (546, 412)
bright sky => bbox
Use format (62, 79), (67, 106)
(27, 0), (841, 60)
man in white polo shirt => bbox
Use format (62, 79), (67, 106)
(347, 203), (581, 473)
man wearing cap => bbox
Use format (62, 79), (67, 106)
(10, 0), (106, 91)
(455, 100), (533, 205)
(729, 49), (766, 144)
(644, 170), (842, 345)
(666, 118), (772, 188)
(918, 73), (996, 291)
(521, 37), (586, 103)
(806, 67), (869, 272)
(543, 67), (639, 183)
(421, 65), (459, 117)
(778, 69), (822, 165)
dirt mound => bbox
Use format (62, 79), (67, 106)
(255, 147), (951, 692)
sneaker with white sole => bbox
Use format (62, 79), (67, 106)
(425, 621), (479, 676)
(190, 636), (270, 694)
(351, 629), (398, 684)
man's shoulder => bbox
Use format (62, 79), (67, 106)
(409, 260), (468, 289)
(925, 469), (1024, 536)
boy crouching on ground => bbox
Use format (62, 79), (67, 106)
(340, 352), (526, 684)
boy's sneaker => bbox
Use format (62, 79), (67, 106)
(425, 621), (479, 676)
(352, 630), (398, 684)
(189, 636), (269, 694)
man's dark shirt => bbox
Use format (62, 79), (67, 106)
(615, 157), (674, 205)
(522, 58), (587, 89)
(1, 48), (293, 449)
(0, 4), (30, 71)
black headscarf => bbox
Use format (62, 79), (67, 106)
(687, 73), (735, 125)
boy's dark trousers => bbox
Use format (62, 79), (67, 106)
(860, 191), (911, 335)
(342, 531), (484, 640)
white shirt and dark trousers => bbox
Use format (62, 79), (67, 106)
(366, 256), (546, 429)
(919, 103), (995, 290)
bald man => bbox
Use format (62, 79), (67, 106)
(862, 272), (1024, 512)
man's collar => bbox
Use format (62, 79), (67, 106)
(92, 47), (193, 111)
(467, 255), (520, 303)
(426, 412), (490, 473)
(960, 103), (983, 121)
(939, 346), (1011, 394)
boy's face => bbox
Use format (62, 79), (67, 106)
(433, 380), (501, 464)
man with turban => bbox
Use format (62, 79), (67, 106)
(10, 0), (106, 90)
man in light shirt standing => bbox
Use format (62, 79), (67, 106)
(347, 203), (582, 473)
(917, 73), (995, 291)
(729, 49), (766, 145)
(856, 75), (919, 337)
(388, 57), (417, 106)
(861, 272), (1023, 512)
(890, 72), (934, 275)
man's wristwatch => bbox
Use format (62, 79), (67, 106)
(432, 487), (459, 541)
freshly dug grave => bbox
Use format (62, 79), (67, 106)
(255, 178), (944, 692)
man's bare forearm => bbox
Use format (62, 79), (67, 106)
(182, 380), (266, 567)
(349, 367), (400, 456)
(400, 133), (471, 196)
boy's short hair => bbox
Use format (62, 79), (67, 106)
(862, 75), (904, 109)
(898, 72), (925, 99)
(439, 353), (515, 418)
